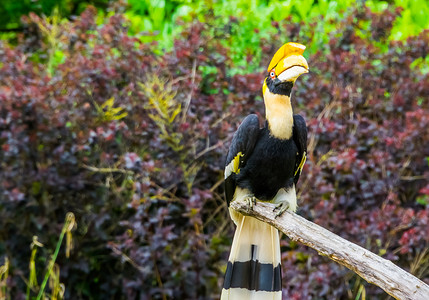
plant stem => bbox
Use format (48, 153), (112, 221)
(36, 213), (74, 300)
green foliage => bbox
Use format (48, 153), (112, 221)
(0, 257), (9, 300)
(31, 8), (65, 76)
(95, 97), (128, 123)
(417, 195), (428, 206)
(2, 0), (427, 75)
(122, 0), (428, 74)
(9, 215), (75, 300)
(140, 76), (201, 193)
(140, 76), (182, 151)
(144, 79), (179, 129)
(125, 0), (189, 45)
(367, 0), (429, 40)
(27, 237), (43, 299)
(35, 213), (75, 300)
(0, 0), (109, 31)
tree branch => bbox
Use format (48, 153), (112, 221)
(230, 200), (429, 300)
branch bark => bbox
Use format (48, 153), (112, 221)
(230, 200), (429, 300)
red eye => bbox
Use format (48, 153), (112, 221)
(270, 70), (275, 79)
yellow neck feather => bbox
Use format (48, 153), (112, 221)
(263, 88), (294, 140)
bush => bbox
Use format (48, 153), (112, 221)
(0, 0), (109, 31)
(0, 3), (428, 299)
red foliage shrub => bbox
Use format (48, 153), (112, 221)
(0, 4), (428, 299)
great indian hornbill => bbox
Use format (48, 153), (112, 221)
(221, 42), (309, 299)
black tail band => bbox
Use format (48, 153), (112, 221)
(223, 260), (282, 292)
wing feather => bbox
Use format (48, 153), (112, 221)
(292, 114), (308, 185)
(224, 114), (260, 206)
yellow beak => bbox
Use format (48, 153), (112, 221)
(275, 55), (309, 82)
(267, 42), (309, 82)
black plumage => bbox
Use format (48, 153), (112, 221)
(224, 113), (307, 206)
(265, 77), (293, 96)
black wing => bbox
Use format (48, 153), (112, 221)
(292, 114), (308, 185)
(224, 114), (260, 206)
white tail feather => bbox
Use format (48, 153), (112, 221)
(229, 214), (280, 264)
(221, 213), (282, 299)
(220, 187), (296, 299)
(221, 288), (281, 299)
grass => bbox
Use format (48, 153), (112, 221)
(1, 213), (76, 300)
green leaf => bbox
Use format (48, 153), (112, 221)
(31, 181), (42, 195)
(416, 195), (428, 206)
(101, 97), (114, 109)
(169, 106), (181, 123)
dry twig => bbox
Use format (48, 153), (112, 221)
(230, 200), (429, 300)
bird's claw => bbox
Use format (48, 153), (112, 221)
(273, 202), (290, 218)
(244, 196), (256, 212)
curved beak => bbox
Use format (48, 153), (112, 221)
(275, 55), (309, 82)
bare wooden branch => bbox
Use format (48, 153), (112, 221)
(230, 200), (429, 300)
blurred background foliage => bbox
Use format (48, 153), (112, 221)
(2, 0), (429, 71)
(0, 0), (428, 299)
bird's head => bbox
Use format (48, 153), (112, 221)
(263, 42), (309, 97)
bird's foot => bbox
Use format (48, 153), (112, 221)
(244, 195), (257, 212)
(273, 202), (290, 218)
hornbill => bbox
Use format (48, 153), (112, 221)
(221, 42), (309, 299)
